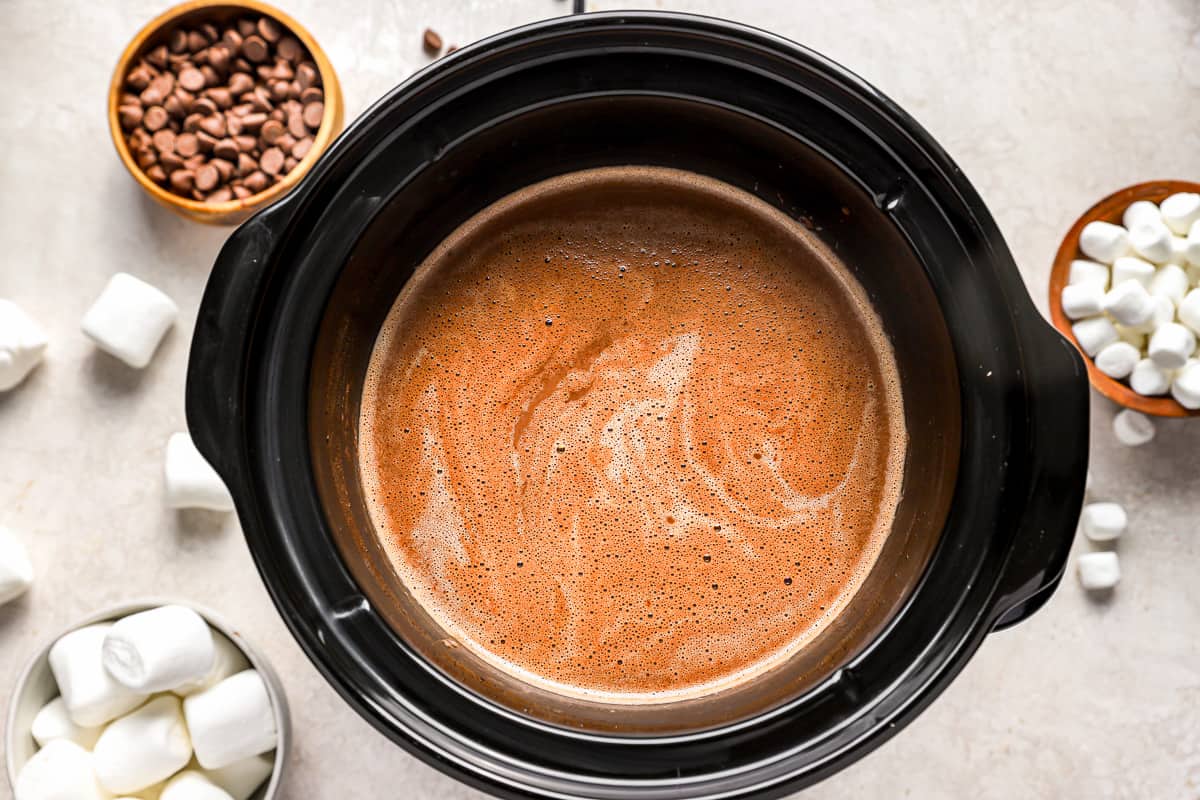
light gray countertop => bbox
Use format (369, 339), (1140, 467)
(1, 1), (1198, 798)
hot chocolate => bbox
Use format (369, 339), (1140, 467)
(358, 166), (906, 702)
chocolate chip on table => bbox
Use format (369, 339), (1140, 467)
(423, 28), (443, 54)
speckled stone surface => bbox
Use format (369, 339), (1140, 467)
(1, 1), (1198, 798)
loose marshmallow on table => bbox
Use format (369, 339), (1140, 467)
(1068, 258), (1110, 290)
(1130, 357), (1172, 396)
(1071, 316), (1119, 357)
(164, 432), (234, 512)
(0, 525), (34, 605)
(1178, 288), (1200, 334)
(1150, 262), (1189, 303)
(173, 630), (249, 697)
(1171, 360), (1200, 409)
(1160, 192), (1200, 235)
(1078, 221), (1130, 263)
(30, 696), (103, 749)
(1111, 256), (1156, 288)
(1080, 502), (1127, 542)
(1060, 283), (1104, 320)
(1148, 321), (1196, 370)
(1113, 409), (1155, 446)
(103, 605), (215, 693)
(1102, 279), (1156, 326)
(160, 771), (235, 800)
(183, 669), (277, 769)
(0, 299), (48, 391)
(1129, 217), (1174, 263)
(204, 754), (274, 800)
(14, 739), (110, 800)
(81, 273), (178, 369)
(49, 623), (148, 727)
(93, 695), (192, 794)
(1078, 551), (1121, 591)
(1093, 341), (1139, 379)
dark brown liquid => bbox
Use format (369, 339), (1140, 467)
(359, 167), (905, 702)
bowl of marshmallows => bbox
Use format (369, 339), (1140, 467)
(6, 600), (288, 800)
(1050, 180), (1200, 416)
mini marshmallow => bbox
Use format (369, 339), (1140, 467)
(1078, 551), (1120, 591)
(1130, 357), (1172, 396)
(81, 273), (178, 369)
(49, 623), (148, 727)
(1060, 283), (1104, 320)
(1130, 218), (1174, 263)
(1102, 279), (1156, 326)
(0, 525), (34, 605)
(1112, 256), (1156, 288)
(1160, 192), (1200, 235)
(184, 670), (277, 769)
(94, 695), (192, 794)
(14, 739), (110, 800)
(1094, 341), (1139, 379)
(160, 771), (234, 800)
(1068, 258), (1110, 290)
(1171, 359), (1200, 409)
(1080, 501), (1127, 542)
(31, 696), (104, 749)
(1078, 221), (1130, 263)
(1126, 294), (1174, 335)
(1186, 219), (1200, 267)
(1169, 235), (1189, 265)
(1123, 199), (1163, 230)
(1148, 321), (1196, 370)
(1178, 288), (1200, 335)
(1150, 263), (1190, 304)
(164, 433), (234, 512)
(173, 631), (250, 697)
(204, 754), (273, 800)
(103, 605), (215, 693)
(1071, 316), (1119, 357)
(0, 299), (48, 391)
(1113, 409), (1155, 446)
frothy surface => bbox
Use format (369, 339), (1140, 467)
(359, 167), (906, 702)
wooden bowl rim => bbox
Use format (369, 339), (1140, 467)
(107, 0), (343, 221)
(1048, 179), (1200, 417)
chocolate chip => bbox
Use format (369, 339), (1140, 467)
(195, 163), (220, 191)
(136, 147), (157, 168)
(200, 23), (219, 44)
(118, 104), (144, 130)
(206, 186), (234, 203)
(199, 65), (220, 87)
(260, 119), (284, 144)
(227, 72), (255, 95)
(195, 130), (218, 151)
(423, 28), (443, 54)
(213, 138), (239, 160)
(126, 65), (154, 91)
(277, 36), (302, 62)
(260, 146), (285, 175)
(237, 17), (257, 37)
(233, 57), (253, 73)
(275, 132), (296, 152)
(244, 170), (269, 192)
(160, 150), (184, 172)
(187, 30), (208, 53)
(169, 169), (194, 192)
(286, 111), (306, 138)
(240, 112), (267, 131)
(146, 164), (167, 184)
(139, 84), (164, 106)
(152, 129), (176, 153)
(242, 35), (269, 63)
(206, 87), (233, 108)
(182, 113), (203, 132)
(301, 102), (323, 129)
(299, 87), (323, 104)
(295, 62), (317, 89)
(208, 44), (231, 73)
(145, 45), (169, 68)
(234, 134), (258, 152)
(212, 158), (235, 182)
(232, 185), (251, 199)
(169, 29), (188, 53)
(175, 132), (200, 157)
(222, 29), (244, 50)
(178, 68), (206, 92)
(284, 156), (297, 172)
(268, 108), (285, 122)
(269, 80), (289, 101)
(236, 152), (257, 175)
(291, 137), (312, 159)
(143, 106), (169, 131)
(192, 96), (219, 116)
(225, 113), (243, 135)
(198, 114), (227, 138)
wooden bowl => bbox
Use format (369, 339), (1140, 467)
(107, 0), (344, 225)
(1049, 180), (1200, 417)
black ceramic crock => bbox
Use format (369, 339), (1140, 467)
(186, 12), (1089, 799)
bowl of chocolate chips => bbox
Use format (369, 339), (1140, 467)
(108, 0), (344, 224)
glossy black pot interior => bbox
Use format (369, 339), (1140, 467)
(187, 12), (1089, 799)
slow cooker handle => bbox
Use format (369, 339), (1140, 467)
(989, 327), (1090, 630)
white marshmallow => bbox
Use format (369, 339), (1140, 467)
(0, 525), (34, 605)
(173, 631), (250, 697)
(164, 433), (234, 512)
(1093, 341), (1139, 379)
(1079, 221), (1130, 263)
(81, 273), (178, 369)
(1060, 283), (1104, 319)
(1122, 199), (1163, 230)
(1114, 325), (1146, 351)
(203, 754), (274, 800)
(94, 695), (192, 794)
(1111, 256), (1156, 288)
(160, 771), (234, 800)
(1130, 218), (1174, 263)
(1113, 409), (1155, 446)
(1169, 235), (1189, 265)
(49, 624), (148, 727)
(31, 696), (104, 749)
(1130, 358), (1172, 396)
(14, 739), (111, 800)
(183, 670), (277, 769)
(1186, 219), (1200, 267)
(1160, 192), (1200, 235)
(1080, 502), (1127, 542)
(0, 299), (48, 391)
(1078, 551), (1121, 591)
(1103, 279), (1156, 326)
(103, 605), (215, 693)
(1126, 294), (1174, 335)
(1071, 316), (1119, 357)
(1148, 322), (1196, 370)
(1177, 288), (1200, 335)
(1068, 259), (1110, 290)
(1171, 359), (1200, 409)
(1150, 263), (1190, 304)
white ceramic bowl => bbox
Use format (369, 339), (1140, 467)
(6, 598), (290, 799)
